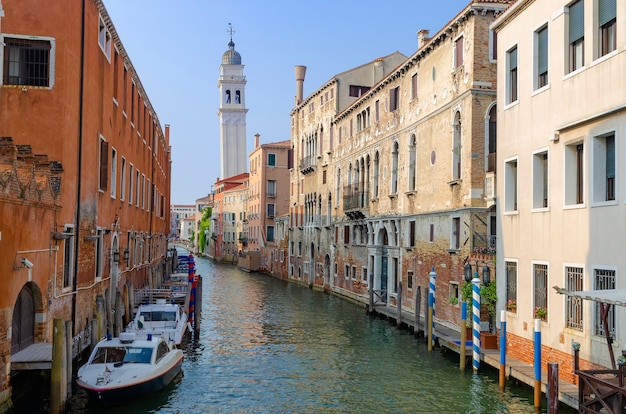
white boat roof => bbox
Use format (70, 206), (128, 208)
(553, 286), (626, 307)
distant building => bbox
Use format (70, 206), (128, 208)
(170, 204), (195, 238)
(208, 173), (249, 261)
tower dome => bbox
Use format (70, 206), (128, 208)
(222, 39), (241, 65)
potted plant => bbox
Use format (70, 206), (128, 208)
(506, 299), (517, 312)
(449, 296), (459, 306)
(534, 306), (547, 320)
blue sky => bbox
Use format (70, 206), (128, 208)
(103, 0), (471, 204)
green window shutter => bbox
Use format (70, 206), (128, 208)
(599, 0), (616, 26)
(569, 0), (584, 43)
(538, 27), (548, 74)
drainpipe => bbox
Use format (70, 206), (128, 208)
(71, 0), (87, 337)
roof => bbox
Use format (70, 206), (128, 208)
(553, 286), (626, 307)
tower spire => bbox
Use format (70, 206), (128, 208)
(227, 23), (235, 48)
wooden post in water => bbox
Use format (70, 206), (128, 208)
(65, 320), (72, 401)
(195, 275), (203, 337)
(460, 301), (467, 370)
(368, 268), (374, 314)
(547, 363), (559, 414)
(499, 310), (507, 390)
(427, 293), (433, 352)
(396, 281), (402, 328)
(414, 286), (422, 338)
(50, 318), (64, 414)
(91, 318), (99, 350)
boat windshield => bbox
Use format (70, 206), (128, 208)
(122, 347), (153, 364)
(91, 346), (153, 364)
(140, 311), (177, 322)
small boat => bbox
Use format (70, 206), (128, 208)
(76, 332), (183, 406)
(126, 299), (189, 346)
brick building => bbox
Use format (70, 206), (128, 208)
(0, 0), (171, 408)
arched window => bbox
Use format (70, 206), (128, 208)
(235, 90), (241, 104)
(409, 134), (417, 191)
(487, 105), (497, 172)
(225, 90), (231, 104)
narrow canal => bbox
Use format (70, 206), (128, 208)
(68, 254), (574, 413)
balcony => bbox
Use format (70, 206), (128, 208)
(299, 155), (316, 175)
(343, 186), (369, 220)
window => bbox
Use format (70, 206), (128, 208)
(506, 261), (517, 313)
(504, 158), (518, 212)
(349, 85), (369, 97)
(62, 226), (75, 289)
(449, 282), (459, 305)
(454, 35), (464, 68)
(566, 266), (584, 331)
(128, 164), (134, 205)
(136, 169), (141, 207)
(389, 86), (400, 112)
(568, 0), (584, 72)
(487, 105), (497, 172)
(98, 17), (112, 58)
(409, 220), (415, 247)
(593, 133), (615, 202)
(267, 180), (276, 198)
(267, 203), (275, 218)
(363, 267), (368, 282)
(391, 142), (398, 194)
(344, 225), (350, 244)
(408, 135), (416, 191)
(99, 137), (109, 191)
(407, 271), (413, 290)
(594, 268), (616, 337)
(268, 153), (276, 166)
(452, 112), (462, 180)
(506, 46), (518, 103)
(565, 143), (584, 205)
(373, 152), (379, 199)
(120, 157), (126, 201)
(345, 264), (350, 279)
(599, 0), (617, 56)
(535, 25), (549, 89)
(533, 263), (548, 320)
(450, 216), (460, 250)
(266, 226), (275, 242)
(375, 100), (380, 122)
(3, 37), (53, 87)
(352, 266), (357, 280)
(532, 151), (549, 208)
(411, 73), (418, 99)
(110, 148), (117, 198)
(429, 224), (434, 243)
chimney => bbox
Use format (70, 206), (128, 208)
(373, 57), (384, 84)
(254, 133), (260, 149)
(418, 29), (430, 49)
(294, 65), (307, 105)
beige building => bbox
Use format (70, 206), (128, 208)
(289, 52), (408, 286)
(493, 0), (624, 380)
(246, 134), (291, 265)
(222, 181), (247, 262)
(289, 1), (512, 332)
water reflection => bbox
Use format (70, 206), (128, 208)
(63, 254), (575, 413)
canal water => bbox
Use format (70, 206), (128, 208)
(64, 254), (574, 414)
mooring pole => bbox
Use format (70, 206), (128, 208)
(499, 310), (507, 390)
(472, 273), (481, 372)
(414, 286), (422, 338)
(534, 318), (542, 411)
(427, 292), (433, 352)
(460, 301), (467, 370)
(547, 363), (559, 414)
(429, 266), (437, 347)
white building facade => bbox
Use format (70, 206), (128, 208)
(493, 0), (624, 379)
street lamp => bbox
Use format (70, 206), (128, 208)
(464, 261), (491, 285)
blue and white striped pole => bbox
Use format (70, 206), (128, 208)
(472, 272), (481, 372)
(534, 318), (542, 410)
(499, 310), (507, 390)
(429, 266), (437, 347)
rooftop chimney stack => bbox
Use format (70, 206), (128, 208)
(254, 133), (260, 149)
(294, 65), (307, 105)
(418, 29), (431, 49)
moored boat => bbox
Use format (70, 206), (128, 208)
(76, 332), (183, 406)
(126, 299), (189, 346)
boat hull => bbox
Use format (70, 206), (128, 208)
(77, 351), (183, 406)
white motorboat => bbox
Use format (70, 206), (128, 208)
(126, 299), (189, 346)
(76, 332), (183, 406)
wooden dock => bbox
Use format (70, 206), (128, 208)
(370, 302), (580, 411)
(11, 343), (52, 370)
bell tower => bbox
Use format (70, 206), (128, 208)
(217, 23), (248, 178)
